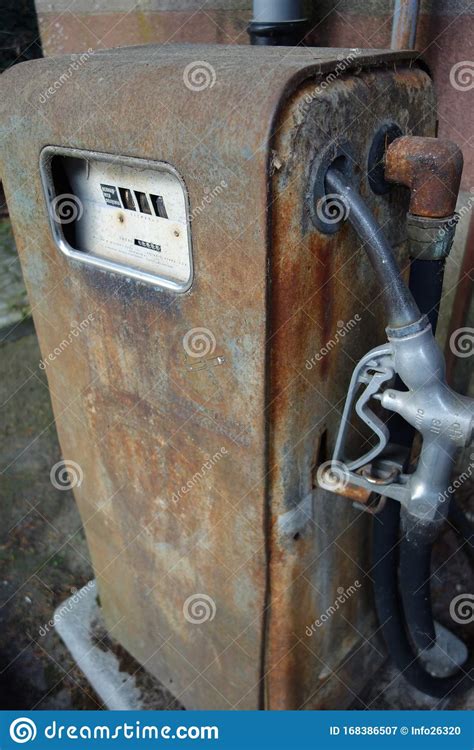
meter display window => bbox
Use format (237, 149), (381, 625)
(40, 147), (193, 292)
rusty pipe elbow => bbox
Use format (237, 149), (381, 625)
(385, 136), (463, 218)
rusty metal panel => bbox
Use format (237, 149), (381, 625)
(265, 64), (436, 709)
(0, 45), (434, 709)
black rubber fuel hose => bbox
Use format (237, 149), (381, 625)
(372, 498), (473, 698)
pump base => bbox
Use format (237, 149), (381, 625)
(54, 581), (180, 710)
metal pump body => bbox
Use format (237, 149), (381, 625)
(1, 45), (444, 709)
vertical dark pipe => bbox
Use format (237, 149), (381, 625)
(248, 0), (309, 45)
(391, 0), (420, 50)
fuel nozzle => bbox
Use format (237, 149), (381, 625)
(323, 138), (473, 523)
(319, 135), (474, 697)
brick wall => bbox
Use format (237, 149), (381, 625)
(35, 1), (473, 190)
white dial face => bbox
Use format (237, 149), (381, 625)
(42, 149), (193, 292)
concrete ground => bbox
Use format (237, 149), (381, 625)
(0, 218), (472, 710)
(0, 329), (99, 708)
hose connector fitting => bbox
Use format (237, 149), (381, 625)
(406, 213), (458, 260)
(385, 136), (463, 219)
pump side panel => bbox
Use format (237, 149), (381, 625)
(266, 66), (436, 709)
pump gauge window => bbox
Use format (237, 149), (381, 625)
(40, 147), (193, 292)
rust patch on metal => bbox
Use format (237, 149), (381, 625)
(331, 482), (372, 505)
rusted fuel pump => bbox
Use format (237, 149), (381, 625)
(1, 43), (472, 709)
